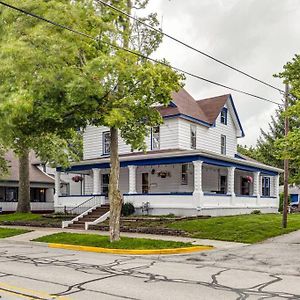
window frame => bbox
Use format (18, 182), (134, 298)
(151, 126), (160, 150)
(221, 135), (227, 155)
(181, 164), (188, 185)
(262, 177), (271, 197)
(190, 125), (197, 150)
(220, 107), (228, 125)
(102, 131), (111, 155)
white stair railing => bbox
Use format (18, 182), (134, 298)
(85, 211), (110, 230)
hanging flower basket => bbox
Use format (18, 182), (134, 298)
(246, 176), (253, 183)
(72, 175), (83, 182)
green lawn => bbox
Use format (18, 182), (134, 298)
(0, 228), (30, 238)
(34, 232), (193, 250)
(0, 213), (42, 222)
(168, 214), (300, 243)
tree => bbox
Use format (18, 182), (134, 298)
(0, 0), (107, 212)
(275, 54), (300, 183)
(68, 0), (183, 241)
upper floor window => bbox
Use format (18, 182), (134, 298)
(190, 125), (197, 149)
(102, 131), (111, 155)
(221, 135), (226, 155)
(262, 177), (271, 197)
(220, 107), (228, 125)
(151, 126), (160, 150)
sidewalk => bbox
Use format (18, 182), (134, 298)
(0, 225), (247, 250)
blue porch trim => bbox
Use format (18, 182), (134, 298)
(124, 192), (193, 196)
(164, 113), (212, 128)
(235, 195), (257, 198)
(204, 193), (231, 197)
(59, 194), (105, 198)
(58, 154), (279, 176)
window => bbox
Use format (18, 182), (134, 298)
(181, 164), (188, 185)
(151, 126), (160, 150)
(221, 135), (226, 155)
(30, 188), (46, 202)
(220, 108), (228, 125)
(262, 177), (271, 197)
(102, 131), (111, 155)
(5, 187), (18, 202)
(190, 125), (197, 149)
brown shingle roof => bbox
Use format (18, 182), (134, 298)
(157, 88), (229, 125)
(1, 151), (54, 184)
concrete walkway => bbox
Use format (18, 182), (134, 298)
(1, 225), (246, 250)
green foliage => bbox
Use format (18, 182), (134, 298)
(168, 214), (300, 243)
(121, 202), (135, 216)
(0, 0), (105, 167)
(278, 192), (291, 212)
(0, 213), (42, 222)
(274, 54), (300, 183)
(250, 210), (261, 215)
(34, 232), (193, 249)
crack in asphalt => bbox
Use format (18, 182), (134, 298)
(0, 247), (299, 299)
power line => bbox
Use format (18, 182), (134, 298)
(0, 1), (283, 106)
(96, 0), (285, 94)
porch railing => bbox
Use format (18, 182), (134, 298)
(66, 195), (102, 215)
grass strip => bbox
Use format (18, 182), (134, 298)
(34, 232), (194, 250)
(168, 213), (300, 243)
(0, 228), (30, 238)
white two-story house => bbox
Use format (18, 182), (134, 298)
(55, 89), (282, 217)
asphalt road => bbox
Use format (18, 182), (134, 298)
(0, 231), (300, 300)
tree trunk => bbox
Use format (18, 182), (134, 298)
(109, 127), (123, 242)
(17, 149), (31, 213)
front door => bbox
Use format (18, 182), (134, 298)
(241, 178), (250, 195)
(142, 173), (149, 194)
(220, 175), (227, 194)
(102, 174), (109, 198)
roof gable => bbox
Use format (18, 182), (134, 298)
(157, 88), (244, 137)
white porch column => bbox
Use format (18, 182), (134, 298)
(274, 174), (280, 198)
(128, 165), (137, 194)
(92, 168), (101, 195)
(253, 172), (261, 205)
(193, 161), (203, 196)
(227, 167), (235, 196)
(54, 170), (61, 206)
(227, 167), (235, 205)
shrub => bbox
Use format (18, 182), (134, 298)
(251, 210), (261, 215)
(279, 192), (291, 212)
(122, 202), (135, 216)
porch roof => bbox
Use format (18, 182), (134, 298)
(58, 149), (283, 176)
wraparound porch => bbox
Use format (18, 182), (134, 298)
(55, 152), (280, 216)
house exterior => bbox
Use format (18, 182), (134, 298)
(55, 89), (282, 216)
(0, 151), (54, 212)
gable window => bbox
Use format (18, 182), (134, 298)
(190, 125), (197, 149)
(102, 131), (111, 155)
(181, 164), (188, 185)
(262, 177), (271, 197)
(221, 135), (226, 155)
(151, 126), (160, 150)
(220, 107), (228, 125)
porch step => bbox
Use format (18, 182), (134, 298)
(65, 204), (110, 229)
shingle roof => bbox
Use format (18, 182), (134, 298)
(2, 151), (55, 184)
(157, 88), (229, 125)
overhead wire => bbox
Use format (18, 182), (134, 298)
(0, 1), (283, 106)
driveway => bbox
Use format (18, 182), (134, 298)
(0, 230), (299, 299)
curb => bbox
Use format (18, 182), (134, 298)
(48, 243), (214, 255)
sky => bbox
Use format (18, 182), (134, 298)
(142, 0), (300, 146)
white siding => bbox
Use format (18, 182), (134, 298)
(83, 102), (240, 158)
(178, 103), (238, 157)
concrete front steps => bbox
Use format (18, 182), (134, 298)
(67, 205), (110, 230)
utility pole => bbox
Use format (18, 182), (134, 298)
(282, 83), (289, 228)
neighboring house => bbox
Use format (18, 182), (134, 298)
(0, 151), (54, 212)
(279, 185), (300, 208)
(55, 89), (283, 216)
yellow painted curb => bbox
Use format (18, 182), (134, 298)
(49, 243), (213, 255)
